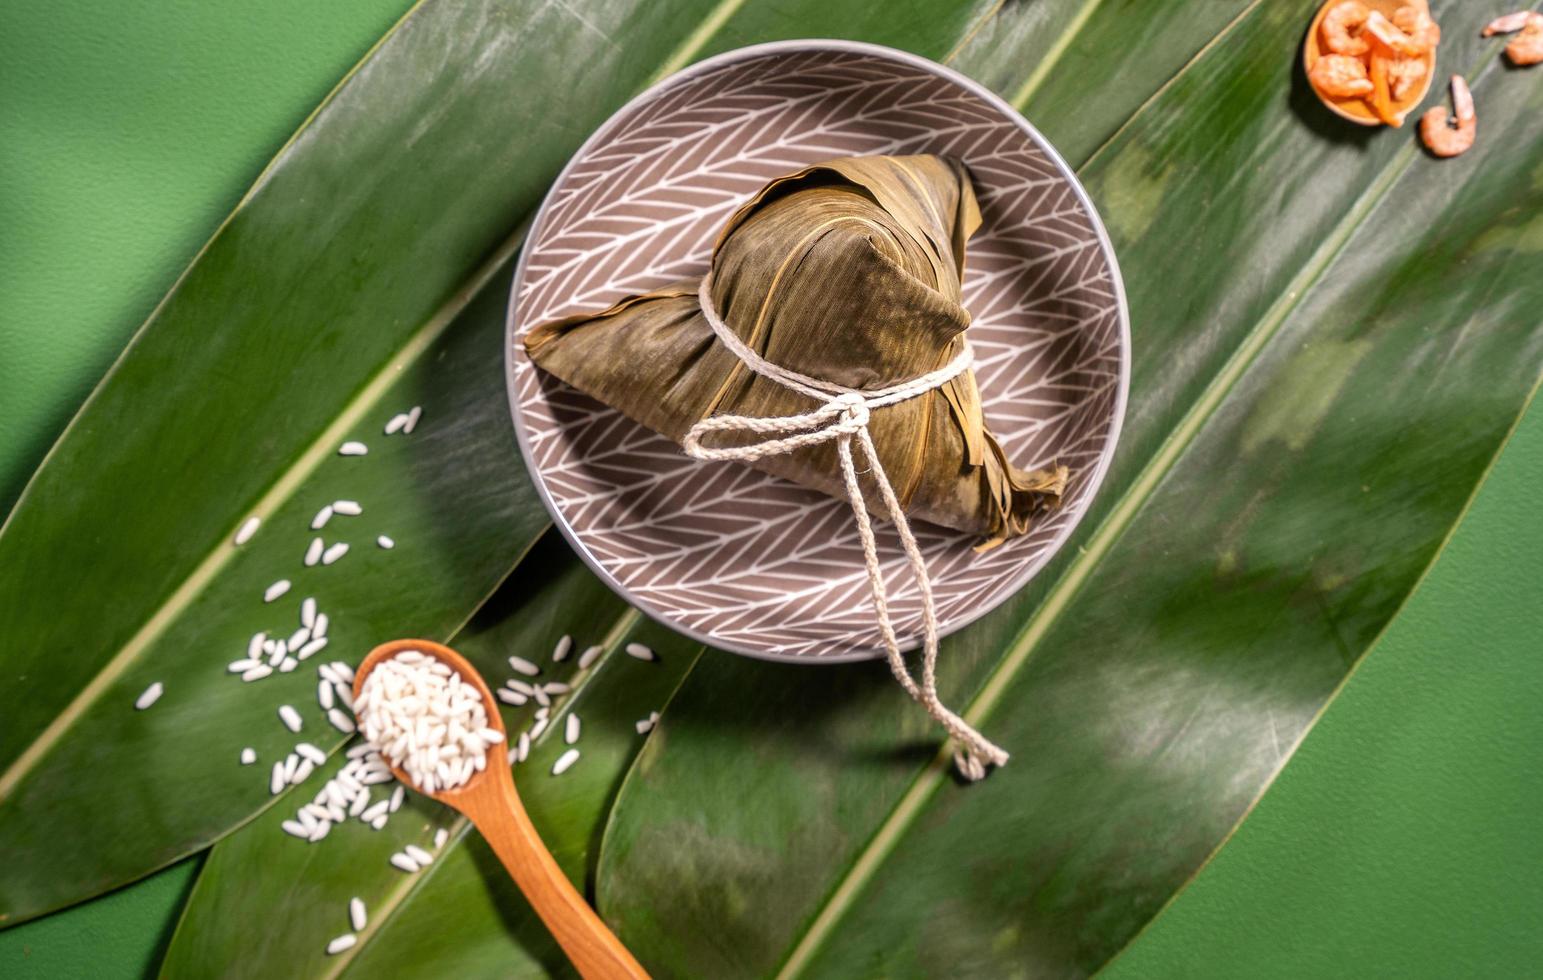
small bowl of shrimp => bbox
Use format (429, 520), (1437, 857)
(1304, 0), (1440, 127)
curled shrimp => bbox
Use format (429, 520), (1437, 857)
(1388, 56), (1429, 101)
(1420, 75), (1476, 158)
(1311, 53), (1375, 98)
(1483, 11), (1543, 66)
(1322, 1), (1372, 55)
(1392, 5), (1441, 54)
(1363, 10), (1423, 57)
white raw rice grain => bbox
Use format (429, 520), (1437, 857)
(534, 707), (549, 721)
(348, 790), (371, 818)
(288, 627), (311, 650)
(228, 658), (258, 674)
(298, 637), (328, 660)
(529, 717), (549, 740)
(318, 663), (342, 685)
(308, 820), (330, 842)
(577, 645), (602, 670)
(543, 682), (570, 696)
(328, 708), (356, 733)
(357, 651), (495, 793)
(404, 406), (423, 433)
(135, 682), (163, 710)
(339, 441), (368, 456)
(242, 664), (274, 682)
(270, 763), (286, 794)
(371, 815), (388, 830)
(264, 580), (291, 603)
(434, 828), (448, 850)
(312, 505), (334, 530)
(496, 689), (526, 706)
(389, 852), (419, 873)
(314, 613), (329, 638)
(478, 727), (505, 744)
(241, 747), (256, 765)
(532, 687), (550, 708)
(333, 662), (356, 682)
(279, 657), (299, 673)
(281, 753), (299, 782)
(346, 742), (374, 759)
(517, 733), (530, 763)
(282, 820), (308, 838)
(303, 803), (329, 822)
(247, 632), (267, 658)
(389, 785), (405, 812)
(551, 748), (580, 776)
(267, 641), (287, 667)
(635, 717), (653, 735)
(304, 537), (324, 567)
(384, 413), (409, 435)
(234, 516), (261, 546)
(292, 758), (315, 784)
(279, 705), (303, 733)
(326, 934), (357, 955)
(565, 714), (580, 745)
(322, 542), (350, 565)
(318, 680), (335, 710)
(296, 742), (326, 765)
(625, 642), (656, 662)
(404, 844), (433, 866)
(505, 679), (534, 696)
(332, 500), (362, 516)
(335, 684), (354, 710)
(360, 799), (389, 823)
(349, 897), (367, 931)
(507, 655), (539, 677)
(551, 635), (572, 662)
(301, 596), (317, 627)
(377, 535), (395, 549)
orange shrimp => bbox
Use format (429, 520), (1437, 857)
(1420, 75), (1476, 158)
(1363, 10), (1424, 57)
(1322, 1), (1372, 55)
(1483, 11), (1543, 66)
(1392, 5), (1441, 54)
(1388, 56), (1429, 101)
(1310, 53), (1375, 98)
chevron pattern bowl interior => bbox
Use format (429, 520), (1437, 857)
(507, 41), (1129, 662)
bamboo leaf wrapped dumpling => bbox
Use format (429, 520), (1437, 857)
(524, 154), (1067, 547)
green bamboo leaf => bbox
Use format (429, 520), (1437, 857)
(0, 0), (750, 925)
(160, 534), (702, 978)
(596, 2), (1543, 976)
(145, 0), (1257, 968)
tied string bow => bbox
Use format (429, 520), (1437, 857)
(683, 276), (1009, 780)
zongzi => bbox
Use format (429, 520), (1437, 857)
(524, 154), (1066, 548)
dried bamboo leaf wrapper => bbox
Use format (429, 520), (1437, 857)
(524, 154), (1066, 544)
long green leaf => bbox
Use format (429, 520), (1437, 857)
(596, 2), (1543, 976)
(148, 0), (1259, 968)
(0, 0), (752, 923)
(160, 533), (702, 977)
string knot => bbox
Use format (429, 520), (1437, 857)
(686, 275), (1009, 781)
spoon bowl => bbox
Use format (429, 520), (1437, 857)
(354, 639), (649, 979)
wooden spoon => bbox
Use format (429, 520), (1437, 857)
(354, 638), (650, 980)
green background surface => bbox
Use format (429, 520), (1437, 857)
(2, 1), (1540, 976)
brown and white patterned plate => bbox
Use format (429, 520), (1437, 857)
(506, 41), (1128, 663)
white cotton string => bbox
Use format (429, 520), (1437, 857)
(683, 276), (1009, 780)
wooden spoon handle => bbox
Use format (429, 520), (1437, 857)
(462, 775), (650, 980)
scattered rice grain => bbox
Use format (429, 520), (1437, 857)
(403, 406), (422, 433)
(350, 897), (367, 931)
(384, 413), (409, 435)
(279, 704), (303, 733)
(551, 635), (572, 662)
(434, 828), (448, 850)
(507, 655), (539, 677)
(339, 441), (368, 456)
(242, 664), (274, 682)
(625, 642), (656, 662)
(234, 516), (261, 546)
(404, 844), (433, 865)
(578, 645), (602, 670)
(322, 542), (350, 565)
(240, 747), (256, 765)
(377, 535), (395, 549)
(551, 748), (580, 776)
(312, 505), (334, 530)
(328, 708), (356, 733)
(134, 682), (163, 710)
(301, 596), (317, 627)
(326, 934), (357, 955)
(389, 852), (419, 873)
(264, 580), (291, 603)
(565, 714), (580, 744)
(332, 500), (362, 516)
(304, 537), (324, 566)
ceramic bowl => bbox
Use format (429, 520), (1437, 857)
(506, 40), (1128, 662)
